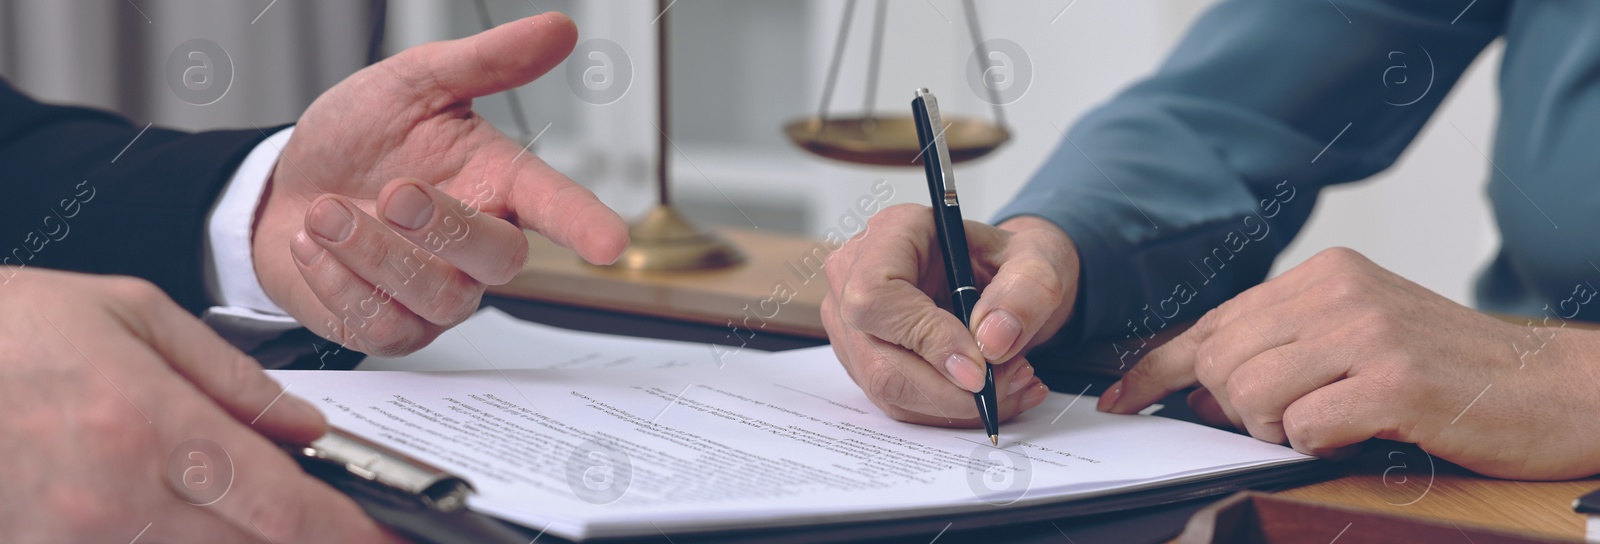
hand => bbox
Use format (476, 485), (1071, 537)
(1101, 247), (1600, 480)
(253, 12), (629, 356)
(821, 204), (1079, 426)
(0, 268), (399, 542)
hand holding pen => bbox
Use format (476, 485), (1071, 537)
(818, 89), (1079, 431)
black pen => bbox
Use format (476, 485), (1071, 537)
(911, 88), (1000, 445)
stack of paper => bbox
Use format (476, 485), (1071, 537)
(275, 324), (1313, 541)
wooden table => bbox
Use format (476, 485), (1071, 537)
(490, 228), (831, 338)
(491, 227), (1599, 542)
(1275, 443), (1598, 540)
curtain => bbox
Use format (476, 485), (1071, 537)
(0, 0), (380, 131)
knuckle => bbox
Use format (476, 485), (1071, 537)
(357, 313), (427, 356)
(837, 281), (878, 325)
(1224, 373), (1262, 422)
(822, 246), (852, 283)
(1309, 273), (1366, 308)
(210, 349), (266, 404)
(1283, 415), (1324, 452)
(81, 397), (156, 451)
(1310, 246), (1366, 269)
(249, 496), (313, 543)
(1342, 311), (1400, 348)
(1191, 341), (1223, 389)
(1002, 256), (1067, 307)
(879, 403), (925, 424)
(862, 362), (916, 408)
(820, 296), (850, 340)
(44, 484), (128, 535)
(873, 203), (922, 227)
(421, 280), (481, 326)
(388, 42), (444, 86)
(901, 309), (952, 357)
(347, 228), (400, 277)
(488, 239), (529, 284)
(105, 275), (167, 307)
(1366, 367), (1410, 400)
(1123, 353), (1162, 383)
(1193, 304), (1229, 335)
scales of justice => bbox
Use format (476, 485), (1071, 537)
(488, 0), (1013, 336)
(614, 0), (1009, 272)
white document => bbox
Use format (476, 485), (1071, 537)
(359, 308), (761, 371)
(273, 346), (1312, 541)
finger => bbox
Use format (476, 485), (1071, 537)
(1225, 343), (1346, 445)
(374, 10), (626, 266)
(847, 332), (1038, 426)
(886, 372), (1046, 428)
(290, 229), (443, 357)
(1282, 378), (1389, 457)
(969, 224), (1076, 362)
(108, 278), (327, 445)
(153, 401), (398, 543)
(1186, 387), (1241, 429)
(378, 178), (529, 285)
(503, 158), (629, 265)
(306, 195), (484, 328)
(144, 502), (265, 544)
(1105, 266), (1312, 416)
(842, 277), (989, 393)
(398, 12), (576, 101)
(1099, 316), (1208, 415)
(825, 203), (932, 302)
(1188, 304), (1313, 414)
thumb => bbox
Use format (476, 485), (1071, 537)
(968, 225), (1077, 363)
(401, 11), (577, 100)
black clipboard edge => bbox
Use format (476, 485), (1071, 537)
(542, 459), (1335, 544)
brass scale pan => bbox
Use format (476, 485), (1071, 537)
(784, 0), (1009, 166)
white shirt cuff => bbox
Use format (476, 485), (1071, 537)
(202, 127), (299, 335)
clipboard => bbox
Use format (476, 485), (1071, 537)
(287, 428), (529, 544)
(289, 427), (1331, 544)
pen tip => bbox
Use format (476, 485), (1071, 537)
(990, 435), (998, 446)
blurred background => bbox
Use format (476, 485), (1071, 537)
(0, 0), (1500, 304)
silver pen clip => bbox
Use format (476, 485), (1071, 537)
(915, 88), (959, 207)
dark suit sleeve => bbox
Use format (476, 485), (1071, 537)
(0, 78), (282, 315)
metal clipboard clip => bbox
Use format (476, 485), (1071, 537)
(289, 427), (476, 513)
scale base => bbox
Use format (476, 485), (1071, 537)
(600, 205), (745, 272)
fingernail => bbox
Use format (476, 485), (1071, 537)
(1007, 364), (1035, 396)
(289, 231), (323, 267)
(1023, 381), (1049, 408)
(976, 309), (1022, 360)
(1099, 381), (1123, 412)
(944, 353), (985, 393)
(385, 184), (434, 231)
(308, 199), (355, 242)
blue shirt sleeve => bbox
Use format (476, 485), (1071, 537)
(994, 0), (1507, 361)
